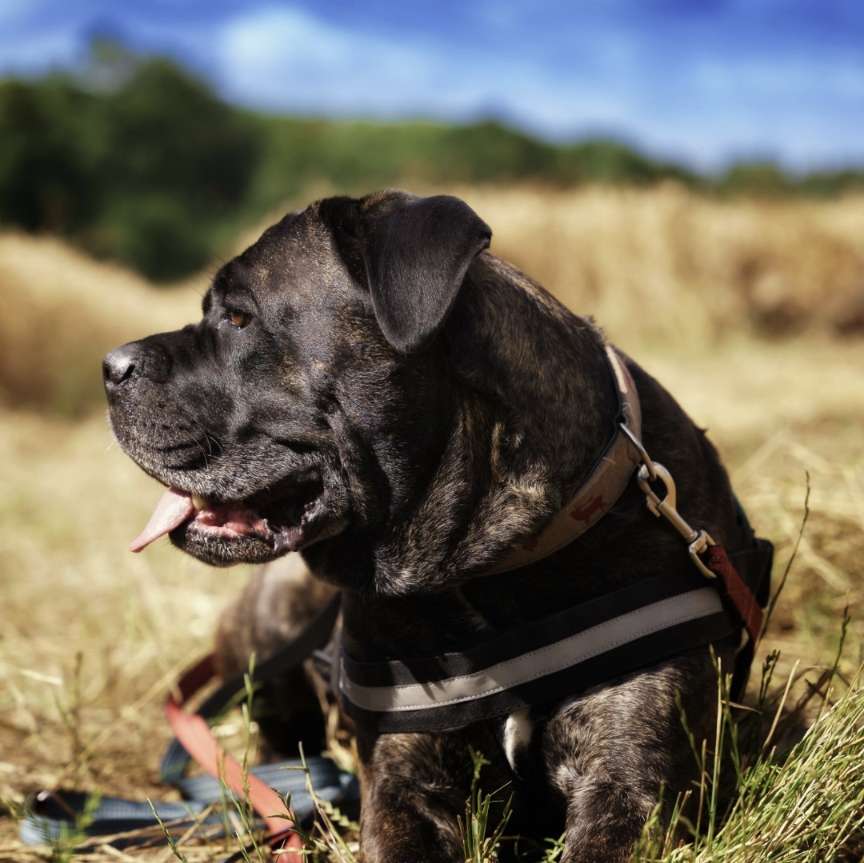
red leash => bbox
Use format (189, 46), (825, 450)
(165, 653), (303, 858)
(704, 544), (763, 643)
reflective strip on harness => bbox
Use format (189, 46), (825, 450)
(339, 575), (738, 733)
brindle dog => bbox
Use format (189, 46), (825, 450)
(104, 191), (764, 862)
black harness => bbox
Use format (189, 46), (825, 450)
(333, 347), (773, 733)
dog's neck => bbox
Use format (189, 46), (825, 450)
(367, 253), (618, 594)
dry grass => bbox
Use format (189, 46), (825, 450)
(3, 185), (864, 415)
(0, 185), (862, 860)
(0, 233), (206, 415)
(458, 184), (864, 345)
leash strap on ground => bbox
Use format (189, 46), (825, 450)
(164, 681), (303, 855)
(162, 595), (340, 855)
(160, 594), (341, 784)
(20, 761), (354, 849)
(20, 594), (356, 856)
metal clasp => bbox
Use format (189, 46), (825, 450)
(637, 462), (716, 579)
(619, 422), (657, 480)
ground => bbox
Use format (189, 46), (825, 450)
(1, 186), (862, 861)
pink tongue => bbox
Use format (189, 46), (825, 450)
(129, 488), (196, 553)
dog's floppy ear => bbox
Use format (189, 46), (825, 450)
(361, 194), (491, 353)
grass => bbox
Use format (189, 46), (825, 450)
(3, 184), (864, 415)
(459, 749), (513, 863)
(454, 184), (864, 345)
(634, 665), (864, 862)
(0, 185), (862, 860)
(0, 232), (202, 416)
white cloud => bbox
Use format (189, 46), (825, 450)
(215, 5), (640, 136)
(217, 7), (447, 114)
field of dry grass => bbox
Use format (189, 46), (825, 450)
(1, 186), (862, 860)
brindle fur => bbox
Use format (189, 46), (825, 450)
(106, 191), (761, 862)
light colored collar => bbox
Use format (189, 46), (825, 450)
(486, 345), (643, 575)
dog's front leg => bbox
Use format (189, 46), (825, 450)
(358, 729), (505, 863)
(542, 655), (721, 863)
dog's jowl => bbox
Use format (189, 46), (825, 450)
(104, 191), (771, 862)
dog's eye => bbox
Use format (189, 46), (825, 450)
(225, 309), (251, 329)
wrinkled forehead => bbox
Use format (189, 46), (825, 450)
(204, 205), (346, 310)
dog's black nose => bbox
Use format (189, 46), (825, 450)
(103, 344), (139, 389)
(103, 340), (171, 392)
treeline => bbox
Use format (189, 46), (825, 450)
(2, 49), (862, 281)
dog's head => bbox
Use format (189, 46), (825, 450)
(104, 191), (491, 579)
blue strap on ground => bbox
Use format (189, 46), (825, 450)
(21, 759), (359, 848)
(19, 594), (358, 851)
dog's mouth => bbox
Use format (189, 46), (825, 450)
(130, 473), (344, 563)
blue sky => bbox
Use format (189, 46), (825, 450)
(1, 0), (862, 170)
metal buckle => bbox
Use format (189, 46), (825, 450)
(637, 462), (716, 579)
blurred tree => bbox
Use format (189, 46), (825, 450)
(100, 59), (257, 212)
(92, 195), (213, 282)
(1, 42), (863, 281)
(556, 138), (696, 186)
(83, 36), (140, 91)
(796, 168), (864, 197)
(719, 161), (790, 196)
(0, 78), (102, 233)
(91, 56), (260, 278)
(0, 46), (260, 281)
(435, 120), (555, 182)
